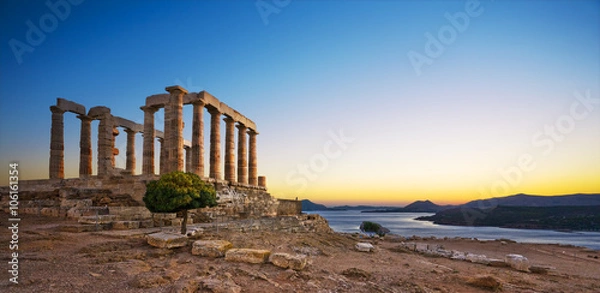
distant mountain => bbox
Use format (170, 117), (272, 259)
(301, 199), (329, 211)
(462, 193), (600, 209)
(362, 200), (455, 213)
(416, 205), (600, 231)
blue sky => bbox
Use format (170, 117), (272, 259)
(1, 0), (599, 205)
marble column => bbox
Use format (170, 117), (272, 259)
(111, 127), (119, 168)
(236, 123), (248, 184)
(158, 137), (165, 175)
(248, 130), (258, 185)
(258, 176), (266, 188)
(97, 112), (114, 177)
(191, 101), (205, 177)
(77, 114), (92, 177)
(224, 117), (236, 182)
(49, 106), (66, 179)
(141, 106), (158, 175)
(124, 128), (136, 174)
(185, 146), (192, 173)
(208, 107), (221, 180)
(165, 85), (187, 173)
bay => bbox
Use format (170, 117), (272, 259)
(308, 210), (600, 250)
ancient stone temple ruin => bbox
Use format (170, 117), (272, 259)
(2, 85), (301, 229)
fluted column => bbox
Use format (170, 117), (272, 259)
(208, 107), (221, 180)
(124, 128), (136, 174)
(185, 146), (192, 173)
(224, 117), (236, 182)
(158, 137), (165, 174)
(191, 101), (205, 177)
(97, 111), (114, 177)
(248, 130), (258, 185)
(141, 106), (158, 174)
(77, 114), (92, 177)
(49, 106), (66, 179)
(165, 85), (187, 173)
(236, 123), (248, 184)
(111, 127), (119, 168)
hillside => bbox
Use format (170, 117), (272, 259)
(462, 193), (600, 208)
(301, 199), (329, 211)
(416, 205), (600, 231)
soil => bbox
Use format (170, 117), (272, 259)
(1, 212), (599, 292)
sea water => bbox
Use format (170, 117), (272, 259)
(308, 210), (600, 250)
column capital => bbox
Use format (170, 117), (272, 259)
(236, 122), (247, 130)
(123, 127), (136, 134)
(184, 145), (191, 150)
(140, 105), (159, 113)
(192, 99), (206, 106)
(165, 85), (188, 95)
(50, 105), (66, 114)
(223, 116), (235, 123)
(76, 114), (93, 122)
(247, 129), (259, 136)
(207, 106), (221, 115)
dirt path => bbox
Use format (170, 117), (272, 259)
(1, 212), (599, 292)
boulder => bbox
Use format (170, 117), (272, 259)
(225, 248), (271, 264)
(466, 253), (489, 265)
(146, 232), (188, 249)
(269, 253), (307, 270)
(192, 240), (233, 258)
(505, 254), (530, 272)
(355, 242), (375, 252)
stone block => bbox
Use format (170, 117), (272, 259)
(355, 242), (375, 252)
(78, 215), (116, 224)
(191, 240), (233, 258)
(505, 254), (530, 272)
(139, 220), (154, 228)
(147, 232), (188, 249)
(225, 248), (271, 264)
(269, 253), (307, 270)
(112, 221), (140, 230)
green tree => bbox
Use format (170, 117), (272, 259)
(143, 171), (218, 234)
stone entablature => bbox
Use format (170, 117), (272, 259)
(47, 85), (265, 188)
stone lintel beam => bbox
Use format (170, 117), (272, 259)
(56, 98), (86, 115)
(114, 116), (143, 133)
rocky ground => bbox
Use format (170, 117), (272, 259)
(1, 212), (599, 292)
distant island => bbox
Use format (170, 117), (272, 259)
(304, 193), (600, 232)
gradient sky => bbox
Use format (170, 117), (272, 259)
(1, 0), (599, 206)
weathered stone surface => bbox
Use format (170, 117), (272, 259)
(466, 275), (502, 290)
(466, 253), (490, 265)
(192, 240), (233, 258)
(488, 258), (509, 267)
(200, 277), (241, 293)
(225, 248), (270, 264)
(147, 232), (188, 249)
(355, 242), (375, 252)
(505, 254), (530, 272)
(78, 215), (116, 224)
(269, 253), (307, 270)
(112, 220), (140, 230)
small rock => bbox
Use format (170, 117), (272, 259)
(146, 232), (188, 249)
(341, 268), (371, 280)
(129, 273), (168, 288)
(200, 277), (242, 293)
(225, 248), (271, 264)
(192, 240), (233, 258)
(355, 242), (374, 252)
(269, 253), (307, 270)
(89, 272), (101, 278)
(505, 254), (530, 272)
